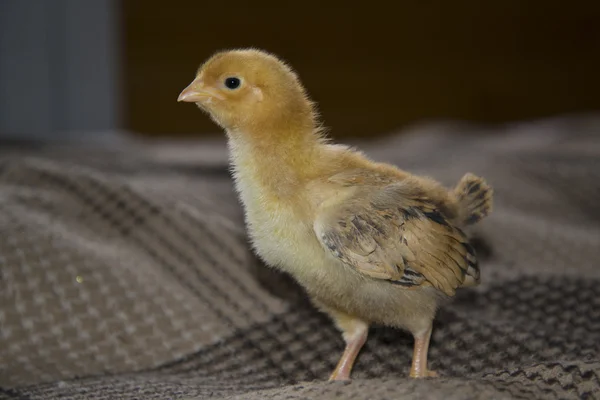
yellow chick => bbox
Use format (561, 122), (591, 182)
(178, 49), (493, 381)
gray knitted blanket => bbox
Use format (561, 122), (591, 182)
(1, 115), (599, 399)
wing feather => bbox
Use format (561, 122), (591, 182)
(314, 181), (480, 296)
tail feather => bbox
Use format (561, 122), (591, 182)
(454, 173), (493, 226)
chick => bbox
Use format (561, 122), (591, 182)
(178, 49), (493, 381)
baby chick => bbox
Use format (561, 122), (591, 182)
(178, 49), (493, 381)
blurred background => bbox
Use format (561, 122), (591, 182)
(1, 0), (599, 141)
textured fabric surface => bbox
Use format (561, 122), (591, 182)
(1, 115), (599, 399)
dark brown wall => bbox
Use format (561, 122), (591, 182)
(122, 1), (600, 138)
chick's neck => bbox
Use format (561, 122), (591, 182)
(226, 124), (324, 196)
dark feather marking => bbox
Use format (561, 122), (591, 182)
(460, 242), (479, 273)
(467, 182), (481, 194)
(389, 266), (425, 287)
(403, 268), (421, 277)
(350, 216), (366, 233)
(471, 198), (490, 211)
(390, 279), (415, 287)
(475, 191), (487, 201)
(463, 242), (476, 257)
(370, 220), (386, 236)
(401, 207), (420, 219)
(321, 234), (340, 252)
(468, 256), (479, 268)
(422, 210), (450, 227)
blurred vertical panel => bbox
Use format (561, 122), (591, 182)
(122, 0), (600, 138)
(60, 0), (121, 135)
(0, 0), (121, 140)
(0, 1), (53, 136)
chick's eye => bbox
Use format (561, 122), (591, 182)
(224, 77), (241, 89)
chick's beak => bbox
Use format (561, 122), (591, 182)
(177, 78), (223, 103)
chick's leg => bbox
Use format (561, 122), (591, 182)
(409, 325), (437, 378)
(326, 309), (369, 381)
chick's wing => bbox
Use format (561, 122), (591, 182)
(314, 180), (479, 296)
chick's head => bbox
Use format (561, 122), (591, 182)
(178, 49), (315, 133)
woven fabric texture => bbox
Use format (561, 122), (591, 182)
(1, 115), (600, 399)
